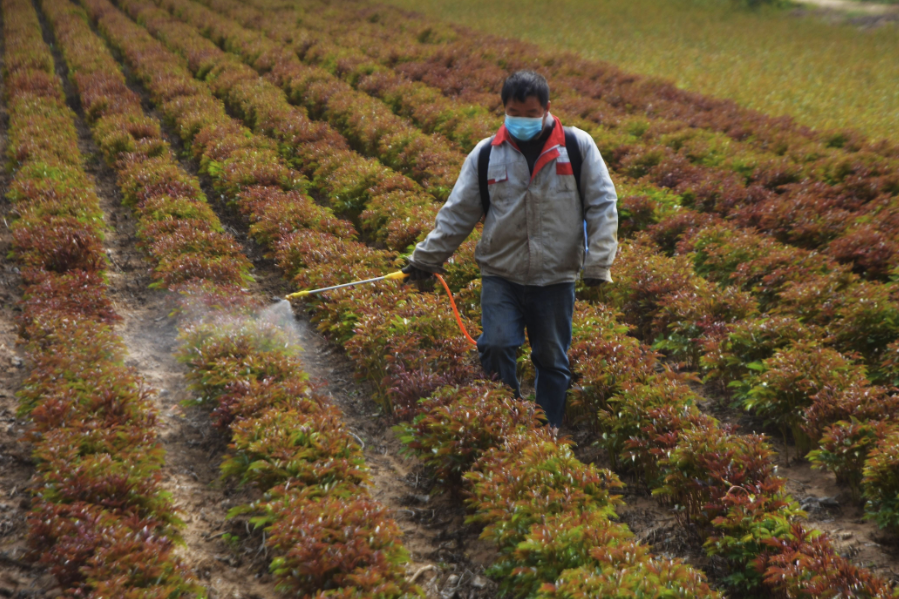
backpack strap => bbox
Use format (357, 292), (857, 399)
(477, 140), (492, 216)
(564, 127), (584, 205)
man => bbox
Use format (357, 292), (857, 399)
(403, 70), (618, 429)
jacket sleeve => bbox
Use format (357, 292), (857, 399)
(576, 129), (618, 282)
(410, 139), (487, 272)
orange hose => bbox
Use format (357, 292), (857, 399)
(435, 274), (478, 346)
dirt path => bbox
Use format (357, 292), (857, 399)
(792, 0), (899, 14)
(283, 304), (498, 598)
(0, 245), (40, 599)
(0, 234), (43, 595)
(183, 188), (497, 597)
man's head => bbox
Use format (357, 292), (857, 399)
(501, 70), (551, 140)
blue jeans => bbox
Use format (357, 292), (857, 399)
(477, 276), (575, 427)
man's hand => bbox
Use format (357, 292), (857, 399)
(402, 263), (436, 291)
(583, 278), (606, 288)
(402, 263), (434, 281)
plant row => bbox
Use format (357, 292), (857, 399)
(152, 0), (468, 203)
(89, 0), (735, 595)
(146, 0), (899, 562)
(120, 0), (442, 254)
(110, 0), (899, 594)
(231, 0), (899, 281)
(181, 0), (899, 389)
(161, 0), (899, 377)
(284, 0), (899, 176)
(73, 0), (424, 594)
(255, 0), (899, 530)
(1, 0), (200, 594)
(154, 2), (899, 426)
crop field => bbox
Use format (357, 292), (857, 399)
(1, 0), (899, 597)
(380, 0), (899, 143)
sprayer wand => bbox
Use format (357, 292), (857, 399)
(284, 270), (478, 346)
(285, 271), (408, 299)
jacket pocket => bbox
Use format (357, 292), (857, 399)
(487, 162), (509, 204)
(487, 161), (507, 185)
(553, 169), (577, 193)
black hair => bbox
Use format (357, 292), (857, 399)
(501, 70), (550, 108)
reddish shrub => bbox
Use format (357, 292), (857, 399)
(398, 382), (539, 485)
(11, 215), (105, 273)
(263, 488), (412, 596)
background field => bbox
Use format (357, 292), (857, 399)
(378, 0), (899, 142)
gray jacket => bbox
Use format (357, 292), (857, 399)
(411, 116), (618, 285)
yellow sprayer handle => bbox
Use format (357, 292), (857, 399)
(285, 271), (409, 300)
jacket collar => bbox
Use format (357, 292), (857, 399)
(493, 114), (566, 181)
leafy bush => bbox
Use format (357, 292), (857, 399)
(732, 341), (869, 453)
(653, 284), (758, 370)
(599, 378), (713, 481)
(177, 318), (301, 394)
(11, 215), (106, 274)
(346, 290), (481, 417)
(209, 376), (320, 429)
(828, 281), (899, 365)
(654, 422), (782, 534)
(465, 429), (624, 551)
(704, 486), (804, 593)
(27, 500), (189, 592)
(567, 301), (658, 426)
(808, 419), (897, 499)
(18, 269), (120, 329)
(758, 524), (897, 598)
(534, 549), (721, 598)
(261, 488), (414, 597)
(398, 382), (539, 486)
(223, 405), (368, 489)
(803, 385), (899, 446)
(599, 235), (702, 342)
(489, 509), (634, 598)
(700, 316), (812, 389)
(862, 429), (899, 533)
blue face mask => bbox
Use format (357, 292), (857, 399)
(505, 114), (545, 141)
